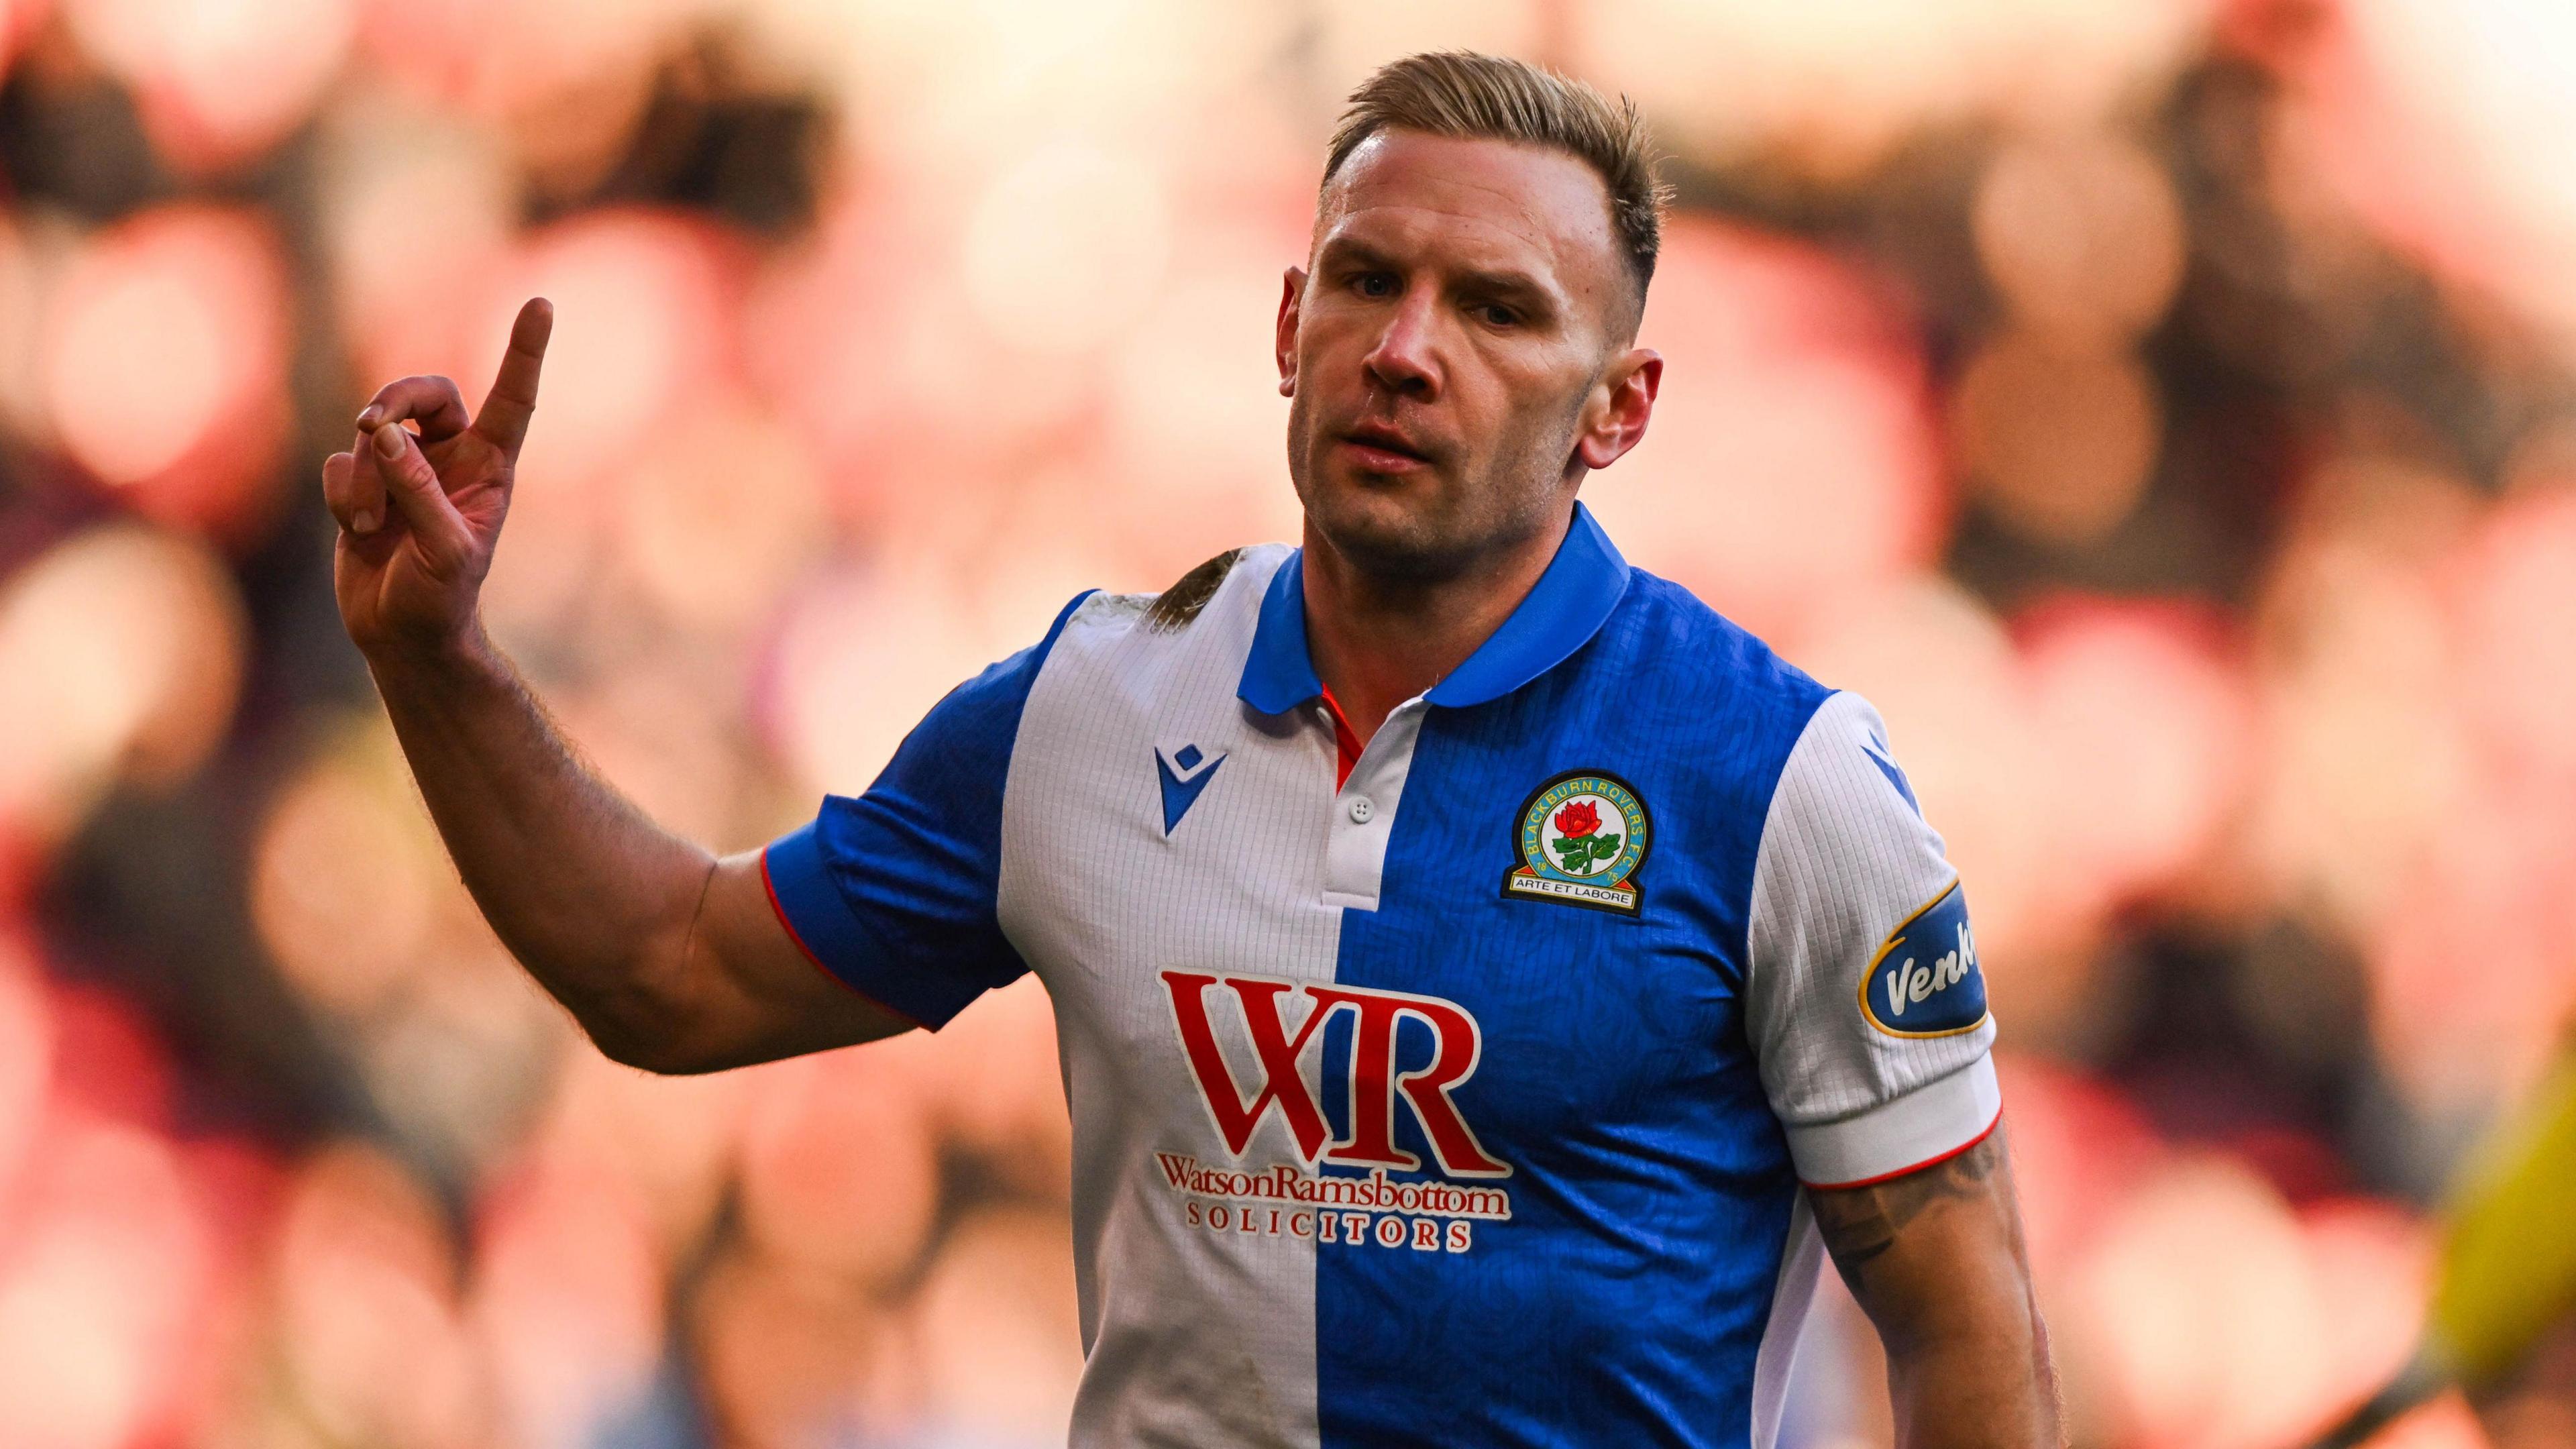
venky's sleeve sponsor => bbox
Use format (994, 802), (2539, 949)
(761, 590), (1094, 1030)
(1743, 690), (2002, 1189)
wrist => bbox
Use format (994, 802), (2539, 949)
(360, 615), (500, 683)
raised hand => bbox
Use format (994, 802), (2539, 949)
(322, 297), (552, 659)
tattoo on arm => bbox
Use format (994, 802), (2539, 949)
(1808, 1133), (2003, 1284)
(1806, 1128), (2060, 1444)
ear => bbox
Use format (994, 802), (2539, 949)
(1575, 347), (1662, 471)
(1276, 266), (1306, 397)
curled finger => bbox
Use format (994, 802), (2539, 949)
(356, 374), (470, 442)
(372, 422), (470, 568)
(321, 450), (366, 533)
(343, 428), (390, 535)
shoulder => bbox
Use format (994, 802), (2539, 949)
(1586, 566), (1838, 769)
(1576, 572), (1943, 899)
(1752, 690), (1952, 952)
(1053, 544), (1290, 645)
(1016, 544), (1292, 710)
(1609, 569), (1833, 710)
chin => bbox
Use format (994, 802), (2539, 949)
(1307, 482), (1474, 578)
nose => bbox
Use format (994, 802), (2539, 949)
(1361, 286), (1441, 400)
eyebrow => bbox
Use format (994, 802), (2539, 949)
(1453, 266), (1558, 315)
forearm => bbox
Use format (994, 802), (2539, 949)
(364, 622), (712, 1055)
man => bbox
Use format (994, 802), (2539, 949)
(322, 50), (2057, 1449)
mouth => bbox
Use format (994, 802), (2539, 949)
(1337, 425), (1436, 473)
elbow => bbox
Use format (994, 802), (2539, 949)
(566, 963), (710, 1075)
(581, 1015), (741, 1076)
(576, 1004), (693, 1074)
(582, 1018), (692, 1074)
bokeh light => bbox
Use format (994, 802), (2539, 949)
(2291, 0), (2576, 339)
(1974, 132), (2188, 347)
(909, 1207), (1084, 1443)
(1799, 578), (2053, 963)
(2073, 1157), (2349, 1448)
(691, 1244), (899, 1446)
(1576, 0), (2214, 176)
(471, 210), (737, 641)
(616, 394), (829, 636)
(963, 140), (1170, 357)
(764, 557), (997, 796)
(321, 97), (516, 392)
(0, 524), (245, 861)
(38, 206), (290, 539)
(471, 1150), (665, 1449)
(0, 1113), (215, 1449)
(2453, 485), (2576, 787)
(65, 0), (354, 170)
(270, 1144), (486, 1447)
(736, 1051), (940, 1289)
(2018, 598), (2251, 912)
(1589, 218), (1943, 647)
(0, 936), (56, 1213)
(250, 725), (444, 1018)
(1950, 329), (2163, 547)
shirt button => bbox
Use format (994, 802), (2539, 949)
(1346, 796), (1376, 824)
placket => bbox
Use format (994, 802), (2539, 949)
(1320, 696), (1428, 911)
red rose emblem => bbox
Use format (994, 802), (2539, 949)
(1554, 800), (1602, 838)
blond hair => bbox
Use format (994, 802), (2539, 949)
(1324, 51), (1674, 305)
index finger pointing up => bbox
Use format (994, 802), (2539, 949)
(472, 297), (554, 458)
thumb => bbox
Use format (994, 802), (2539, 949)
(370, 423), (473, 571)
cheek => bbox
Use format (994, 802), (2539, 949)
(1295, 299), (1372, 362)
(1470, 354), (1589, 442)
(1284, 386), (1322, 478)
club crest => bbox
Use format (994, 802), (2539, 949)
(1501, 770), (1650, 916)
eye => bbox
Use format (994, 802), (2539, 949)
(1480, 303), (1519, 328)
(1354, 272), (1398, 299)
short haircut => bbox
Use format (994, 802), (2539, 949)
(1322, 51), (1674, 315)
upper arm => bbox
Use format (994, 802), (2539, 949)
(628, 848), (918, 1073)
(614, 590), (1092, 1073)
(1746, 690), (1998, 1189)
(1807, 1128), (2058, 1449)
(1806, 1128), (2033, 1352)
(1749, 691), (2055, 1439)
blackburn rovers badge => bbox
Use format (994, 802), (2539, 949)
(1501, 770), (1650, 916)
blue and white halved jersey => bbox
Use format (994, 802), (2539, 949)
(763, 504), (2000, 1448)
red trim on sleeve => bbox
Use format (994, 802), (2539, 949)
(1317, 685), (1364, 790)
(757, 847), (930, 1032)
(1799, 1106), (2004, 1193)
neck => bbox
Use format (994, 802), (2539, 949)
(1300, 505), (1574, 745)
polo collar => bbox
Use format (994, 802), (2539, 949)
(1236, 501), (1632, 715)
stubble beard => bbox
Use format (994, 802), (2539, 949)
(1285, 388), (1583, 592)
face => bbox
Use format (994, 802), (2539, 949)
(1278, 129), (1661, 582)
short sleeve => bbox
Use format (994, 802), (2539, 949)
(1746, 690), (2000, 1189)
(760, 590), (1094, 1030)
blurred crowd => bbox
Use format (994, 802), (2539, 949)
(5, 0), (2576, 1446)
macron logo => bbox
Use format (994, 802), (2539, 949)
(1861, 735), (1920, 816)
(1156, 743), (1226, 835)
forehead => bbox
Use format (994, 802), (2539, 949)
(1316, 130), (1622, 299)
